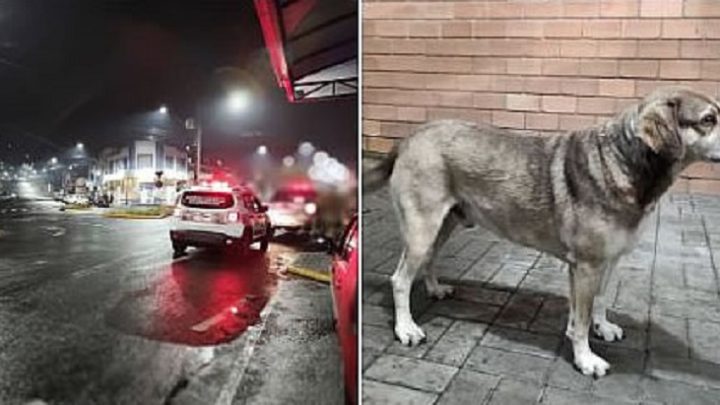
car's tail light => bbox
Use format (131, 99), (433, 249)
(227, 212), (239, 222)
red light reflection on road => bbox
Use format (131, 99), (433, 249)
(106, 251), (277, 346)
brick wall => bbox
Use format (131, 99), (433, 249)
(362, 0), (720, 192)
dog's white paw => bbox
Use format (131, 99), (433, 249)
(427, 283), (454, 300)
(395, 320), (426, 346)
(593, 319), (624, 342)
(574, 351), (610, 378)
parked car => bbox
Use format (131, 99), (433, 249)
(169, 184), (271, 255)
(330, 214), (358, 404)
(0, 190), (17, 201)
(267, 181), (318, 235)
(63, 193), (90, 206)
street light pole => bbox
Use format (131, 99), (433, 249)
(195, 120), (202, 183)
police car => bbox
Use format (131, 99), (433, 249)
(169, 183), (271, 255)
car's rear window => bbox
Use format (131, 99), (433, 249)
(271, 188), (317, 203)
(181, 191), (234, 209)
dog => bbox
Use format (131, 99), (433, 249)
(364, 87), (720, 377)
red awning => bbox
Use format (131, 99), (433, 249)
(254, 0), (357, 103)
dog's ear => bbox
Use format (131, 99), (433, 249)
(637, 97), (684, 160)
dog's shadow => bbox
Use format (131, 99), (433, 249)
(366, 278), (720, 386)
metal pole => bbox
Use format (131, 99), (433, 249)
(196, 122), (202, 183)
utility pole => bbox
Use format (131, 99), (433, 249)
(196, 122), (202, 183)
(185, 117), (202, 184)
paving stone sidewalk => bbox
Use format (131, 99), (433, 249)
(362, 187), (720, 405)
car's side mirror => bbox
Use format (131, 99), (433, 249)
(259, 205), (269, 213)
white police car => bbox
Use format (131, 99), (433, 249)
(169, 184), (271, 255)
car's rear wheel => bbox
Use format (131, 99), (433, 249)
(259, 234), (270, 252)
(237, 230), (251, 256)
(172, 242), (186, 255)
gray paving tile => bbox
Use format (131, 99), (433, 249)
(640, 377), (720, 405)
(362, 379), (438, 405)
(529, 297), (568, 335)
(363, 304), (393, 328)
(547, 352), (593, 393)
(466, 346), (553, 384)
(427, 298), (501, 323)
(364, 354), (458, 393)
(590, 345), (645, 402)
(436, 369), (500, 405)
(451, 285), (512, 307)
(425, 320), (489, 367)
(541, 387), (636, 405)
(363, 324), (395, 354)
(688, 319), (720, 365)
(646, 354), (720, 390)
(487, 378), (543, 405)
(648, 314), (689, 360)
(489, 266), (528, 289)
(481, 326), (563, 359)
(495, 293), (544, 330)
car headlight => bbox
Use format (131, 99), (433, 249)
(304, 202), (317, 215)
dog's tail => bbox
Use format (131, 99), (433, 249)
(363, 146), (399, 193)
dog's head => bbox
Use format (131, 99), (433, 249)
(635, 87), (720, 163)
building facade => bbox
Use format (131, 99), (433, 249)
(97, 140), (190, 204)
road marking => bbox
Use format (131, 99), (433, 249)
(42, 226), (66, 237)
(172, 253), (194, 264)
(190, 298), (248, 333)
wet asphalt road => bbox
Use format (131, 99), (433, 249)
(0, 196), (337, 405)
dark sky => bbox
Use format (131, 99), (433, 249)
(0, 0), (357, 165)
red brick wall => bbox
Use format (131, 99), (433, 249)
(362, 0), (720, 192)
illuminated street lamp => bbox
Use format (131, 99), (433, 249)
(50, 157), (58, 165)
(227, 90), (249, 113)
(76, 142), (84, 150)
(161, 90), (251, 183)
(257, 145), (268, 156)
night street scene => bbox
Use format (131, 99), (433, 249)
(0, 1), (358, 405)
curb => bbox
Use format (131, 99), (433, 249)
(103, 213), (170, 219)
(286, 265), (331, 283)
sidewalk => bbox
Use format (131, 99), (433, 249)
(172, 250), (343, 405)
(362, 187), (720, 404)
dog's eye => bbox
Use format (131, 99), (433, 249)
(701, 114), (717, 126)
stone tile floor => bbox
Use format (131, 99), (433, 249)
(362, 187), (720, 405)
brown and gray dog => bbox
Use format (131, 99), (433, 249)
(364, 87), (720, 377)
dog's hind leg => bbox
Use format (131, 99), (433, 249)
(567, 261), (610, 377)
(592, 258), (624, 342)
(391, 203), (451, 347)
(424, 210), (459, 299)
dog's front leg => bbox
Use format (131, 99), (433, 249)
(592, 258), (624, 342)
(567, 261), (610, 377)
(392, 249), (426, 346)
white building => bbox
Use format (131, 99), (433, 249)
(97, 140), (190, 204)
